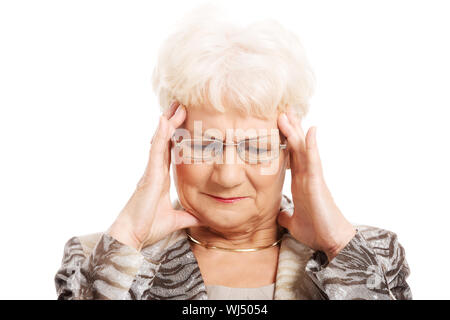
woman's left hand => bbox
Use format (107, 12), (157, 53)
(277, 108), (356, 262)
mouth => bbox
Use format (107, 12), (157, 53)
(204, 193), (249, 204)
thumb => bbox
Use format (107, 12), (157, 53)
(277, 210), (293, 229)
(172, 210), (204, 231)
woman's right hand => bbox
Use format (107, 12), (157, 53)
(107, 101), (203, 251)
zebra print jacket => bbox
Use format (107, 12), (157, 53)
(54, 196), (412, 300)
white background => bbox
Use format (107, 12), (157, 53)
(0, 0), (448, 299)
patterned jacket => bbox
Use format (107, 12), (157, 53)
(54, 196), (412, 300)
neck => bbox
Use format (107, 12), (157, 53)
(187, 222), (284, 251)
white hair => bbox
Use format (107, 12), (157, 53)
(152, 3), (315, 119)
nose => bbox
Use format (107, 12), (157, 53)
(210, 144), (246, 188)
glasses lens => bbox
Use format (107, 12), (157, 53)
(179, 139), (221, 160)
(240, 136), (280, 162)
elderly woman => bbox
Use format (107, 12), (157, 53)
(55, 7), (412, 300)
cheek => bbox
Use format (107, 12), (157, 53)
(173, 164), (214, 216)
(246, 158), (287, 215)
(247, 156), (288, 191)
(174, 164), (210, 192)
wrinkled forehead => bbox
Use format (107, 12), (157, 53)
(182, 107), (280, 139)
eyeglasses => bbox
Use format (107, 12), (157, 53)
(171, 135), (287, 163)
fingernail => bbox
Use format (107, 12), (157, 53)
(174, 104), (185, 116)
(164, 101), (177, 116)
(280, 113), (288, 123)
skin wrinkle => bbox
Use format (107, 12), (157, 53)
(171, 106), (288, 287)
(174, 107), (288, 245)
(56, 224), (411, 299)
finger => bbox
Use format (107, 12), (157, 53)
(277, 210), (293, 230)
(305, 126), (324, 178)
(138, 116), (169, 188)
(277, 113), (306, 173)
(167, 104), (186, 137)
(172, 210), (204, 231)
(147, 116), (171, 172)
(151, 101), (180, 144)
(287, 106), (306, 141)
(277, 113), (304, 152)
(164, 100), (180, 118)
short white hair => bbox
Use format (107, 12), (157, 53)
(152, 3), (315, 119)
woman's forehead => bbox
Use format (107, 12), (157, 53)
(183, 107), (279, 133)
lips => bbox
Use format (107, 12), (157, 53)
(205, 194), (248, 204)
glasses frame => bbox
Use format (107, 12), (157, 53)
(171, 135), (288, 163)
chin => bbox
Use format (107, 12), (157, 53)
(195, 207), (253, 232)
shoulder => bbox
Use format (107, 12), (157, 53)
(354, 224), (409, 270)
(62, 229), (189, 260)
(284, 223), (409, 274)
(356, 224), (401, 241)
(354, 224), (407, 260)
(61, 232), (104, 258)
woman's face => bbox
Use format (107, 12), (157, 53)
(172, 107), (288, 234)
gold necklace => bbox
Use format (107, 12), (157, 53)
(186, 231), (282, 252)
